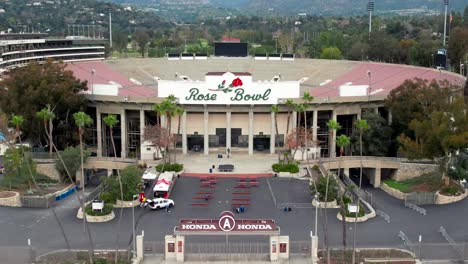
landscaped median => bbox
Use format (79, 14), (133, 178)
(336, 200), (376, 223)
(381, 172), (467, 204)
(76, 202), (115, 223)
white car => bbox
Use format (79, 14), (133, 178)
(145, 198), (174, 210)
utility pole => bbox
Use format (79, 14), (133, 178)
(367, 1), (375, 38)
(443, 0), (449, 47)
(108, 3), (113, 48)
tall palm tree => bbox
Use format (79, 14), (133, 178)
(324, 119), (342, 264)
(352, 118), (370, 263)
(302, 92), (314, 162)
(293, 103), (305, 160)
(285, 99), (295, 137)
(154, 95), (180, 163)
(336, 134), (351, 262)
(174, 107), (185, 163)
(103, 114), (124, 264)
(36, 106), (55, 155)
(73, 111), (93, 188)
(271, 105), (280, 162)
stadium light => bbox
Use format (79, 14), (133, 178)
(367, 1), (375, 37)
(442, 0), (449, 47)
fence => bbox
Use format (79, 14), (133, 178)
(405, 192), (436, 205)
(184, 242), (269, 261)
(21, 194), (57, 208)
(85, 183), (105, 203)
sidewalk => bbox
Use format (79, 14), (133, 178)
(141, 255), (313, 264)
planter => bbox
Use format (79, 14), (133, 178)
(337, 211), (373, 223)
(0, 191), (21, 207)
(76, 203), (115, 223)
(435, 189), (468, 205)
(380, 182), (408, 200)
(312, 198), (339, 209)
(114, 199), (140, 208)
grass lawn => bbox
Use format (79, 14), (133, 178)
(383, 172), (444, 193)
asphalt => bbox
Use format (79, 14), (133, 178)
(0, 175), (467, 262)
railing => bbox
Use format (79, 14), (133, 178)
(398, 231), (414, 251)
(404, 201), (427, 215)
(376, 209), (391, 223)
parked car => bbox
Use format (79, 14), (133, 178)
(142, 198), (174, 210)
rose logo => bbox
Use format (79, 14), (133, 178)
(209, 78), (243, 93)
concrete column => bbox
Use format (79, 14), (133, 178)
(121, 109), (127, 158)
(388, 110), (393, 125)
(330, 110), (337, 158)
(160, 114), (167, 128)
(357, 110), (362, 121)
(96, 107), (102, 157)
(311, 236), (318, 264)
(374, 167), (381, 188)
(270, 235), (279, 261)
(248, 108), (254, 155)
(136, 233), (144, 261)
(182, 111), (187, 154)
(312, 110), (318, 142)
(292, 111), (297, 130)
(344, 167), (350, 178)
(226, 111), (231, 151)
(204, 107), (209, 155)
(270, 111), (276, 154)
(139, 110), (145, 158)
(374, 107), (379, 114)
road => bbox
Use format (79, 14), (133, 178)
(0, 177), (466, 262)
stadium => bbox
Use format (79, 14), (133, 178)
(0, 34), (465, 161)
(66, 55), (466, 161)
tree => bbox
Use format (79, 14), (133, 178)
(285, 99), (296, 138)
(302, 92), (314, 162)
(285, 127), (313, 163)
(36, 106), (56, 155)
(336, 134), (350, 263)
(144, 125), (172, 162)
(134, 28), (150, 57)
(10, 115), (24, 139)
(0, 60), (87, 143)
(324, 119), (341, 263)
(271, 105), (281, 162)
(73, 112), (93, 188)
(385, 78), (454, 137)
(102, 114), (124, 264)
(448, 27), (468, 73)
(398, 98), (468, 183)
(351, 112), (391, 156)
(320, 47), (342, 60)
(55, 146), (90, 182)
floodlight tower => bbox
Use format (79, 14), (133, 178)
(443, 0), (449, 47)
(107, 3), (113, 48)
(367, 1), (375, 37)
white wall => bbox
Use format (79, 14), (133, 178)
(208, 113), (226, 134)
(231, 114), (249, 134)
(185, 113), (204, 134)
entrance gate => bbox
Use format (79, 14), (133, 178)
(164, 211), (290, 262)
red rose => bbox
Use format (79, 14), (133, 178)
(231, 78), (243, 87)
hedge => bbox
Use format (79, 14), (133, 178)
(85, 203), (114, 216)
(272, 163), (299, 173)
(156, 163), (183, 172)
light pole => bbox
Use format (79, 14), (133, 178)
(314, 194), (319, 236)
(367, 70), (372, 104)
(132, 194), (138, 259)
(367, 1), (375, 38)
(443, 0), (449, 47)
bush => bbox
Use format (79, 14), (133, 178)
(156, 163), (183, 172)
(272, 163), (300, 173)
(55, 146), (90, 182)
(314, 176), (338, 202)
(99, 192), (116, 204)
(341, 196), (352, 204)
(341, 203), (366, 218)
(85, 203), (113, 216)
(312, 164), (320, 171)
(441, 185), (459, 196)
(102, 165), (142, 201)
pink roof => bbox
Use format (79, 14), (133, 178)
(66, 61), (157, 97)
(309, 62), (465, 98)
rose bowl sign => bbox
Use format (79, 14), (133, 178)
(158, 72), (300, 105)
(175, 211), (279, 234)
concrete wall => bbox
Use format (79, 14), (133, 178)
(435, 189), (468, 204)
(380, 182), (407, 200)
(208, 113), (226, 134)
(393, 163), (439, 181)
(231, 113), (249, 134)
(36, 163), (61, 181)
(186, 113), (204, 134)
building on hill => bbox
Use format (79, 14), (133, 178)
(0, 32), (106, 72)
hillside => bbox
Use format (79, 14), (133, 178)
(0, 0), (172, 36)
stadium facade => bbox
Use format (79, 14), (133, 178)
(67, 57), (466, 160)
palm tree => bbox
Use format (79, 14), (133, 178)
(174, 107), (185, 163)
(154, 95), (179, 163)
(293, 103), (305, 160)
(324, 119), (342, 264)
(36, 106), (55, 155)
(10, 115), (24, 140)
(271, 105), (281, 162)
(302, 92), (314, 162)
(352, 119), (370, 263)
(73, 111), (93, 188)
(285, 99), (295, 136)
(336, 134), (351, 262)
(102, 114), (124, 264)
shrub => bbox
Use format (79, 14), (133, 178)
(102, 165), (142, 201)
(314, 176), (338, 202)
(85, 203), (113, 216)
(341, 203), (366, 218)
(341, 196), (352, 204)
(55, 146), (90, 182)
(272, 163), (300, 173)
(99, 192), (116, 204)
(156, 163), (183, 172)
(312, 164), (320, 171)
(441, 186), (459, 196)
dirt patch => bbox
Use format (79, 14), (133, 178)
(411, 184), (431, 193)
(0, 191), (17, 198)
